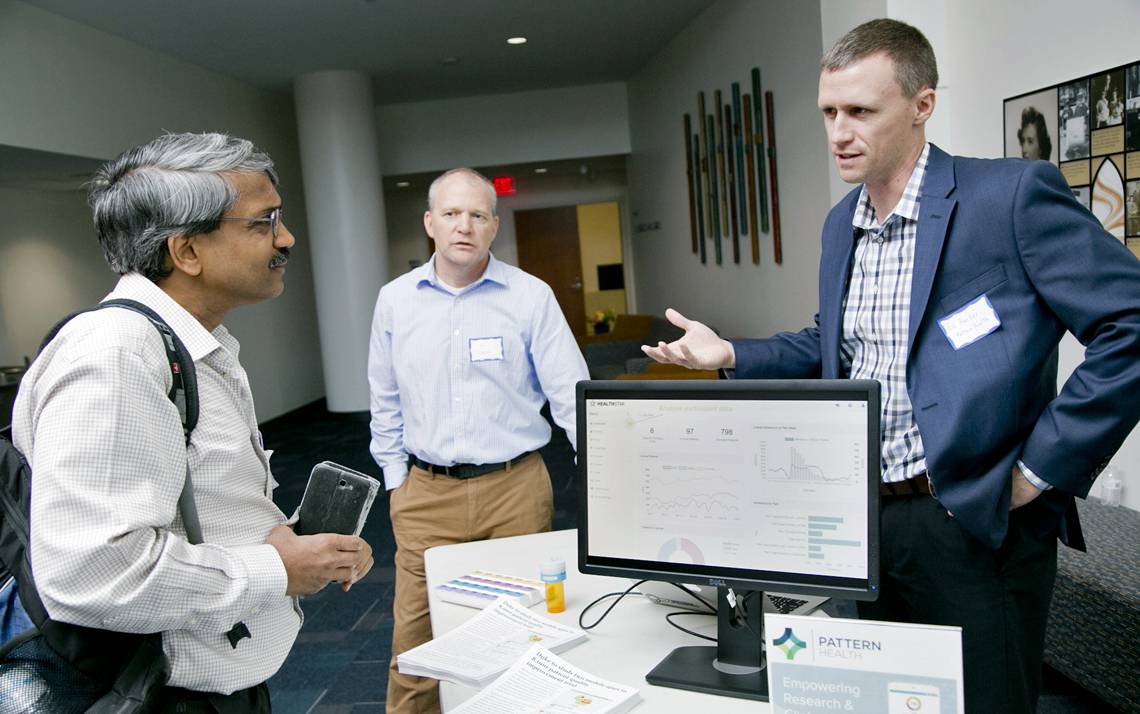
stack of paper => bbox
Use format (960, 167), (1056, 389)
(396, 598), (587, 689)
(452, 645), (641, 713)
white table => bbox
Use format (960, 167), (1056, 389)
(424, 529), (774, 712)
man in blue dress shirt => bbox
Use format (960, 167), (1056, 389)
(368, 168), (589, 713)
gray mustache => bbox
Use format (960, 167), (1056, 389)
(269, 248), (290, 268)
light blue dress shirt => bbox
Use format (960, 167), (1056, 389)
(368, 254), (589, 490)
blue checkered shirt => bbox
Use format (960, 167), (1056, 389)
(841, 144), (930, 484)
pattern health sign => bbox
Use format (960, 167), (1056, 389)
(764, 614), (963, 714)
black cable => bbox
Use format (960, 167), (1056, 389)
(578, 580), (727, 645)
(664, 610), (717, 642)
(578, 579), (648, 630)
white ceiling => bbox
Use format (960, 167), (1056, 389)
(22, 0), (714, 104)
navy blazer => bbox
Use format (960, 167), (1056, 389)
(734, 145), (1140, 549)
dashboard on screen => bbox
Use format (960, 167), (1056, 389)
(578, 379), (880, 600)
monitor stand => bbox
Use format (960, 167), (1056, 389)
(645, 586), (769, 701)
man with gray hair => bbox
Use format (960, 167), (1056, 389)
(10, 132), (373, 711)
(644, 19), (1140, 713)
(369, 167), (588, 712)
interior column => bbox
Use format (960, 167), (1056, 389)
(293, 70), (388, 412)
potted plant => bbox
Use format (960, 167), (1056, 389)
(592, 309), (617, 335)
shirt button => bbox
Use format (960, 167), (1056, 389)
(454, 329), (460, 335)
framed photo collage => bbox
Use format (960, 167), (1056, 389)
(1004, 61), (1140, 258)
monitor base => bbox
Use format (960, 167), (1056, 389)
(646, 645), (769, 701)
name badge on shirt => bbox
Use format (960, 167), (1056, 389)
(469, 336), (505, 362)
(938, 295), (1001, 350)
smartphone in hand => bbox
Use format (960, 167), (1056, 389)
(294, 461), (381, 536)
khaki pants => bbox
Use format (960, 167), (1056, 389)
(386, 453), (553, 714)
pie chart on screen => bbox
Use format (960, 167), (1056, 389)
(658, 537), (704, 564)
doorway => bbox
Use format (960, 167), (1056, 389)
(514, 201), (626, 337)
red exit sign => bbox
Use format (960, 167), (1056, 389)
(493, 176), (516, 195)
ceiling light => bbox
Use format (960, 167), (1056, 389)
(534, 167), (548, 174)
(507, 36), (527, 45)
(396, 181), (410, 188)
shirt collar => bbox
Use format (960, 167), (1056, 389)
(417, 253), (508, 293)
(106, 273), (224, 362)
(852, 142), (931, 231)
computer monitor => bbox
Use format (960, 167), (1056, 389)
(577, 379), (881, 701)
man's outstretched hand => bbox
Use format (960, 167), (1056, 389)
(641, 308), (735, 371)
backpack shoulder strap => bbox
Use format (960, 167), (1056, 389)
(42, 299), (198, 440)
(39, 299), (203, 543)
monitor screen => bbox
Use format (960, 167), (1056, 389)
(578, 379), (881, 601)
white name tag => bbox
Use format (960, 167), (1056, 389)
(938, 295), (1000, 350)
(469, 336), (504, 362)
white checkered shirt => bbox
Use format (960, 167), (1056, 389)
(12, 273), (300, 694)
(841, 144), (931, 484)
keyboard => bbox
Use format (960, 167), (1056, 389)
(767, 594), (810, 614)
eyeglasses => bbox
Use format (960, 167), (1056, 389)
(217, 206), (282, 238)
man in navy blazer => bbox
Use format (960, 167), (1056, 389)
(644, 19), (1140, 714)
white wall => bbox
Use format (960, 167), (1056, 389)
(0, 186), (113, 364)
(382, 187), (434, 281)
(0, 0), (323, 420)
(627, 0), (831, 339)
(375, 83), (631, 176)
(926, 0), (1140, 508)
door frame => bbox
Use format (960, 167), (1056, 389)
(495, 187), (637, 314)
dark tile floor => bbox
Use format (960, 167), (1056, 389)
(259, 399), (1117, 713)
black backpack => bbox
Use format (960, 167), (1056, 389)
(0, 298), (202, 711)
